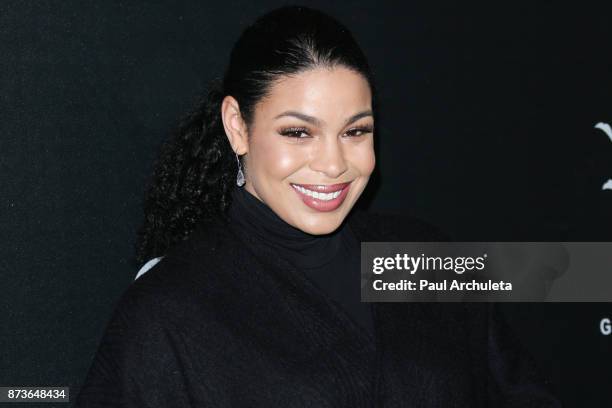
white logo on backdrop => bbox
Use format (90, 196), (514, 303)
(601, 318), (611, 335)
(594, 122), (612, 190)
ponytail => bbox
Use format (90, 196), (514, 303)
(135, 78), (236, 264)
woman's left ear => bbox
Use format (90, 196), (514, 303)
(221, 95), (249, 155)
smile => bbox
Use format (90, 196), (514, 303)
(290, 182), (352, 212)
(292, 185), (342, 200)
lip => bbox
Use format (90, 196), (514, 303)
(290, 181), (352, 212)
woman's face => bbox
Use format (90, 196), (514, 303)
(229, 66), (375, 235)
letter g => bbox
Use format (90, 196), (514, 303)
(373, 257), (384, 274)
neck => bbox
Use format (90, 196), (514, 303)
(227, 186), (346, 269)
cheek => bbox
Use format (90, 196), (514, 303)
(250, 138), (305, 181)
(350, 143), (376, 176)
(365, 150), (376, 175)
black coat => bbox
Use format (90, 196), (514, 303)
(76, 209), (560, 407)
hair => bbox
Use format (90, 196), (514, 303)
(135, 5), (378, 265)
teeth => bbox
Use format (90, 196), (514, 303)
(293, 185), (343, 201)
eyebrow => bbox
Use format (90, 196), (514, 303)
(273, 110), (373, 127)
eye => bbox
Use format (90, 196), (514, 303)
(344, 125), (374, 137)
(279, 127), (311, 138)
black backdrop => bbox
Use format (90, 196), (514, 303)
(1, 1), (611, 406)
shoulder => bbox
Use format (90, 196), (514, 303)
(120, 217), (242, 325)
(77, 229), (233, 406)
(347, 208), (450, 242)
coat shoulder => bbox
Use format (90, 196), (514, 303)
(121, 217), (240, 322)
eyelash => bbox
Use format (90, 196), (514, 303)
(279, 125), (374, 139)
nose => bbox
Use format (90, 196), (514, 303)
(308, 136), (349, 179)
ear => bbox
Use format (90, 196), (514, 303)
(221, 95), (249, 155)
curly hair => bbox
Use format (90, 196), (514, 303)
(134, 5), (378, 265)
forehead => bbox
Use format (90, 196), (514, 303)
(254, 66), (372, 124)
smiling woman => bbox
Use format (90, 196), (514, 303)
(223, 66), (376, 231)
(76, 5), (560, 407)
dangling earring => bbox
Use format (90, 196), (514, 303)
(235, 152), (245, 187)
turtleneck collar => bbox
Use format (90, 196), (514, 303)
(227, 185), (346, 269)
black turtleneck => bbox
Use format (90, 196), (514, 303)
(227, 185), (374, 337)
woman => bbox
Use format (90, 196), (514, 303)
(77, 5), (560, 407)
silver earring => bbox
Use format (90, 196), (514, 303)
(235, 153), (245, 187)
